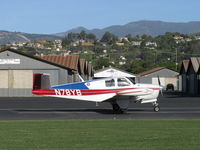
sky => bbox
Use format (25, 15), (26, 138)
(0, 0), (200, 34)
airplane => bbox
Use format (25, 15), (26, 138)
(32, 73), (162, 113)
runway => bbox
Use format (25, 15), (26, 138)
(0, 93), (199, 120)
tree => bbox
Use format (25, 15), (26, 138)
(100, 32), (118, 44)
(93, 57), (111, 70)
(130, 60), (148, 74)
(155, 32), (176, 50)
(79, 30), (87, 40)
(86, 33), (96, 42)
(62, 37), (71, 47)
(125, 34), (133, 42)
(67, 33), (73, 41)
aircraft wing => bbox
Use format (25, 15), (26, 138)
(116, 88), (154, 96)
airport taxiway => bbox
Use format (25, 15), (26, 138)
(0, 93), (199, 120)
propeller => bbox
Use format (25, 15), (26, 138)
(157, 75), (163, 96)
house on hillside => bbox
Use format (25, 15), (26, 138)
(138, 67), (179, 91)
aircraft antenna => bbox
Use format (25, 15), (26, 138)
(78, 74), (84, 82)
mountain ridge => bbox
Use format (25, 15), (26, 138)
(1, 20), (200, 44)
(0, 30), (61, 45)
(55, 20), (200, 38)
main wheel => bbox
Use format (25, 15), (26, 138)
(154, 106), (160, 112)
(112, 103), (124, 114)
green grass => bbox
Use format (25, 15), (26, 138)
(0, 120), (199, 150)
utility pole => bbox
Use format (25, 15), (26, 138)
(175, 48), (178, 71)
(154, 50), (157, 64)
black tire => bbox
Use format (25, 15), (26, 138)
(112, 103), (124, 114)
(154, 106), (160, 112)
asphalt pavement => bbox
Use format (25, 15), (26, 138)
(0, 92), (199, 120)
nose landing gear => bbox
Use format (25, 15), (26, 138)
(153, 102), (160, 112)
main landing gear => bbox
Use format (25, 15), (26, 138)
(153, 102), (160, 112)
(111, 103), (125, 114)
(111, 101), (160, 113)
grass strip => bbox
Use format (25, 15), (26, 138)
(0, 120), (199, 150)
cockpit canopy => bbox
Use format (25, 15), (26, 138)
(105, 77), (135, 87)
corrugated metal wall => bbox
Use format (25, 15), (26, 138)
(0, 50), (73, 97)
(139, 69), (179, 90)
(0, 70), (33, 96)
(33, 70), (59, 86)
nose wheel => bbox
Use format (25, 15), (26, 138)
(153, 102), (160, 112)
(154, 105), (160, 112)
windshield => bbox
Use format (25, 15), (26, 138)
(117, 78), (130, 87)
(127, 77), (136, 84)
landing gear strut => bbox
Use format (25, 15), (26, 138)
(153, 102), (160, 112)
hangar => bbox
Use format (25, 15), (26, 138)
(180, 57), (200, 95)
(0, 48), (93, 97)
(39, 56), (93, 81)
(138, 67), (179, 91)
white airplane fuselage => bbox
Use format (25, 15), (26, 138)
(32, 75), (161, 112)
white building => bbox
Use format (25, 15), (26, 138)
(138, 67), (179, 91)
(145, 42), (157, 47)
(132, 41), (142, 46)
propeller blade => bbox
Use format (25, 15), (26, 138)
(157, 75), (163, 96)
(160, 88), (163, 96)
(157, 75), (161, 86)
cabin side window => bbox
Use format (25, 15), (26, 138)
(105, 79), (115, 87)
(117, 78), (130, 87)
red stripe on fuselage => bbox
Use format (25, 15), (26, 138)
(32, 87), (160, 96)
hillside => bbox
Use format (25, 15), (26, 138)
(56, 20), (200, 38)
(1, 20), (200, 44)
(0, 31), (61, 45)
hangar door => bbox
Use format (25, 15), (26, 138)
(0, 70), (33, 97)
